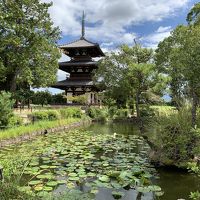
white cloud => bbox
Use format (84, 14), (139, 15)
(156, 26), (172, 33)
(41, 0), (189, 46)
(142, 26), (172, 49)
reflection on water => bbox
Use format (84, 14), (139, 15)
(1, 122), (199, 200)
(87, 122), (200, 200)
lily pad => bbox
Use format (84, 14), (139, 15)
(112, 191), (125, 199)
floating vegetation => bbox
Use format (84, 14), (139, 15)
(0, 128), (162, 199)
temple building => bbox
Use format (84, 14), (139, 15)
(52, 12), (105, 104)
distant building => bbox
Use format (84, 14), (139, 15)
(52, 12), (105, 104)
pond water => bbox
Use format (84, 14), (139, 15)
(0, 122), (199, 200)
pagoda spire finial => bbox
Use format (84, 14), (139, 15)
(81, 11), (85, 39)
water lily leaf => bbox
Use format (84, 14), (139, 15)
(46, 181), (58, 187)
(40, 165), (50, 169)
(43, 186), (53, 191)
(68, 176), (80, 181)
(112, 191), (125, 199)
(147, 185), (162, 192)
(29, 180), (43, 186)
(99, 175), (110, 182)
(68, 172), (77, 177)
(90, 188), (99, 194)
(66, 182), (75, 189)
(155, 191), (164, 196)
(137, 186), (150, 193)
(34, 185), (43, 191)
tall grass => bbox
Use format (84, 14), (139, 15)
(0, 118), (80, 141)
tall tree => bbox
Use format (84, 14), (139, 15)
(94, 44), (166, 131)
(156, 3), (200, 127)
(0, 0), (61, 92)
(155, 29), (186, 109)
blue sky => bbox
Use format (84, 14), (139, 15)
(38, 0), (199, 95)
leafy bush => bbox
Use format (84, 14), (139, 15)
(108, 106), (118, 118)
(66, 95), (87, 105)
(0, 91), (14, 128)
(31, 111), (49, 121)
(31, 110), (60, 121)
(59, 107), (83, 118)
(46, 110), (60, 120)
(87, 107), (108, 121)
(8, 115), (23, 127)
(149, 106), (200, 166)
(114, 109), (129, 119)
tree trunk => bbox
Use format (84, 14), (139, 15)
(9, 71), (18, 93)
(135, 91), (144, 133)
(191, 90), (198, 128)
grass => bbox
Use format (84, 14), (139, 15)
(0, 118), (81, 141)
(150, 105), (176, 115)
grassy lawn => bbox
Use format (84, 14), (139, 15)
(150, 105), (176, 115)
(0, 118), (81, 141)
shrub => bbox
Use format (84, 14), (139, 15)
(46, 110), (60, 120)
(0, 91), (14, 128)
(8, 115), (23, 127)
(87, 107), (108, 121)
(31, 110), (60, 121)
(149, 106), (200, 166)
(108, 106), (118, 118)
(31, 111), (49, 121)
(59, 107), (82, 118)
(114, 109), (128, 119)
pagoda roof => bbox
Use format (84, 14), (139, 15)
(59, 38), (98, 48)
(51, 79), (94, 90)
(59, 60), (97, 67)
(59, 38), (105, 57)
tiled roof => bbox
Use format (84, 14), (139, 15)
(59, 38), (98, 48)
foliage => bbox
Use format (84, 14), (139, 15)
(0, 91), (14, 127)
(0, 156), (36, 200)
(87, 107), (109, 121)
(149, 106), (200, 166)
(31, 111), (49, 121)
(187, 162), (200, 200)
(65, 95), (88, 105)
(0, 129), (161, 198)
(46, 110), (60, 121)
(95, 44), (167, 132)
(31, 91), (52, 107)
(187, 2), (200, 25)
(0, 0), (61, 92)
(31, 110), (61, 121)
(114, 108), (129, 120)
(8, 115), (23, 127)
(189, 191), (200, 200)
(59, 107), (83, 118)
(51, 93), (66, 104)
(156, 4), (200, 127)
(0, 118), (80, 141)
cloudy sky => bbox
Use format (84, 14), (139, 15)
(39, 0), (198, 94)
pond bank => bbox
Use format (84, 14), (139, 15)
(0, 118), (91, 148)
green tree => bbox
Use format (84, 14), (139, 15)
(0, 0), (61, 92)
(0, 91), (14, 127)
(122, 44), (166, 131)
(156, 23), (200, 127)
(31, 91), (52, 107)
(187, 2), (200, 25)
(155, 30), (186, 109)
(95, 44), (166, 131)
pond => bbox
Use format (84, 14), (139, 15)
(0, 122), (199, 200)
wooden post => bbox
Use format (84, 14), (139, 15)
(0, 165), (3, 181)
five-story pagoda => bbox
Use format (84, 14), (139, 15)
(52, 12), (105, 104)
